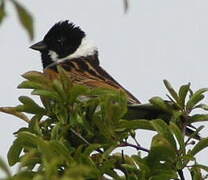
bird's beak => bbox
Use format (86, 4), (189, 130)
(30, 41), (47, 51)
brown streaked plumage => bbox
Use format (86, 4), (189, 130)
(44, 54), (140, 104)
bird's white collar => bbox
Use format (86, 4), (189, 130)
(46, 37), (97, 69)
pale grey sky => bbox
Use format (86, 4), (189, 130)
(1, 0), (208, 178)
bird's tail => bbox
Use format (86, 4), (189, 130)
(124, 103), (201, 140)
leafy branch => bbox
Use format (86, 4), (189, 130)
(0, 66), (208, 179)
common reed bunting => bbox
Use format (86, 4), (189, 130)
(30, 20), (140, 104)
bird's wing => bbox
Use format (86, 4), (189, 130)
(44, 55), (140, 104)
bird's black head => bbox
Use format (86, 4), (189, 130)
(30, 20), (86, 68)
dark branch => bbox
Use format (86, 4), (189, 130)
(70, 128), (103, 153)
(178, 169), (185, 180)
(119, 142), (149, 153)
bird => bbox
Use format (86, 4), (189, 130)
(30, 20), (200, 139)
(30, 20), (140, 105)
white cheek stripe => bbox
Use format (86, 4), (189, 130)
(46, 37), (98, 69)
(48, 51), (59, 61)
(68, 37), (97, 59)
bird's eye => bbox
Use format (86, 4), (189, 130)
(57, 39), (62, 44)
(57, 37), (65, 45)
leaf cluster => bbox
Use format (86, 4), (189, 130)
(0, 67), (208, 179)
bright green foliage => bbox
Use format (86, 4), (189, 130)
(1, 67), (208, 179)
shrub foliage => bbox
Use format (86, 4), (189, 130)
(0, 66), (208, 180)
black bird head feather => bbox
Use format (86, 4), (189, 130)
(30, 20), (86, 68)
(43, 21), (85, 57)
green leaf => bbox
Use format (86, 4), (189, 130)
(103, 145), (117, 159)
(9, 171), (35, 180)
(193, 164), (208, 172)
(149, 134), (177, 163)
(190, 114), (208, 123)
(169, 122), (185, 154)
(0, 0), (6, 24)
(17, 132), (38, 146)
(190, 138), (208, 156)
(31, 89), (60, 100)
(68, 85), (90, 103)
(65, 164), (95, 179)
(29, 114), (43, 135)
(186, 88), (208, 112)
(12, 0), (34, 40)
(187, 95), (204, 111)
(34, 138), (54, 162)
(150, 173), (177, 180)
(20, 150), (40, 169)
(0, 157), (11, 177)
(57, 65), (72, 89)
(17, 96), (46, 114)
(191, 166), (203, 180)
(84, 144), (101, 156)
(194, 104), (208, 111)
(178, 83), (190, 107)
(22, 71), (49, 84)
(151, 119), (177, 150)
(121, 163), (138, 173)
(49, 141), (74, 162)
(7, 139), (23, 166)
(52, 79), (67, 100)
(18, 81), (44, 89)
(163, 80), (179, 103)
(132, 155), (150, 175)
(50, 123), (61, 140)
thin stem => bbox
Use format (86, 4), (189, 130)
(70, 128), (103, 153)
(70, 128), (90, 145)
(0, 107), (30, 123)
(130, 133), (141, 147)
(121, 150), (128, 178)
(177, 169), (185, 180)
(185, 125), (204, 146)
(119, 142), (149, 153)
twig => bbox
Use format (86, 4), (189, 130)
(130, 132), (141, 147)
(0, 107), (30, 123)
(121, 150), (125, 163)
(177, 169), (185, 180)
(119, 142), (149, 153)
(70, 128), (103, 153)
(121, 150), (128, 178)
(70, 128), (90, 145)
(185, 125), (204, 146)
